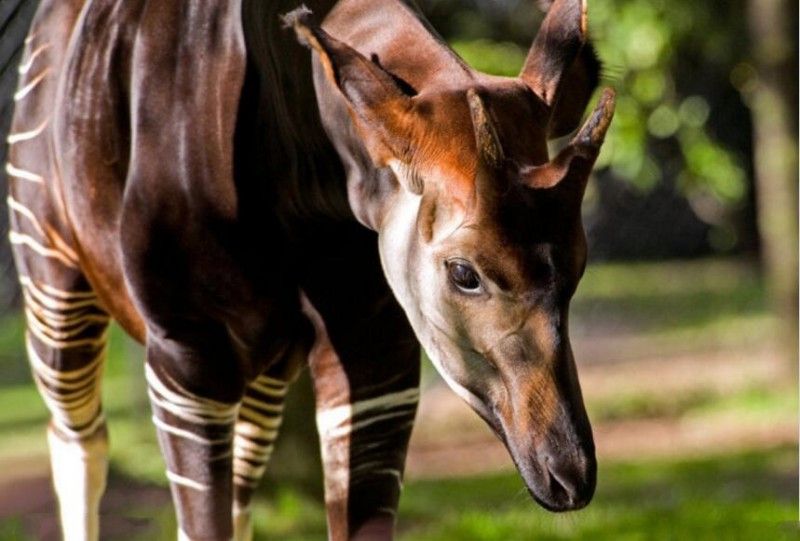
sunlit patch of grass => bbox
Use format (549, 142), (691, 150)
(572, 258), (772, 350)
(250, 488), (328, 541)
(587, 383), (796, 423)
(398, 446), (798, 541)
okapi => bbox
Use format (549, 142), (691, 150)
(5, 0), (614, 539)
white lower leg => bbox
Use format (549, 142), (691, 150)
(47, 427), (108, 541)
(232, 502), (253, 541)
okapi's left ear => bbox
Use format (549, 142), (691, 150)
(284, 8), (418, 183)
(521, 0), (601, 138)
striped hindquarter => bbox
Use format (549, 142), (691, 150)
(8, 20), (112, 541)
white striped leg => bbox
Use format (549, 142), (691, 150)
(21, 276), (110, 541)
(231, 374), (288, 541)
(316, 387), (420, 540)
(145, 363), (239, 541)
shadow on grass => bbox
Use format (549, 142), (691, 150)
(1, 446), (795, 540)
(0, 468), (173, 541)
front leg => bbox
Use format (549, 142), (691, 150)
(145, 336), (242, 541)
(303, 294), (420, 540)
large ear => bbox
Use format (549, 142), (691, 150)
(521, 88), (614, 195)
(283, 7), (415, 167)
(521, 0), (600, 138)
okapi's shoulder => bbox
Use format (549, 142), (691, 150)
(50, 1), (249, 340)
(127, 2), (246, 211)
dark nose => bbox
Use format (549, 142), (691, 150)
(535, 442), (596, 511)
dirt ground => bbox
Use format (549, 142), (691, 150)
(0, 343), (795, 539)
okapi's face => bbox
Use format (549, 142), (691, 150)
(289, 0), (614, 512)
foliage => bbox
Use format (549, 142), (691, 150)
(440, 0), (754, 252)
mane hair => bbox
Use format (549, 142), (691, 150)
(238, 0), (349, 224)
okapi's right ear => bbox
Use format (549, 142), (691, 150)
(521, 0), (600, 138)
(283, 7), (418, 183)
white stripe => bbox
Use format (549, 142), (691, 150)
(51, 410), (105, 440)
(151, 415), (231, 445)
(20, 275), (97, 303)
(377, 506), (398, 516)
(26, 334), (105, 383)
(26, 310), (108, 350)
(255, 375), (286, 387)
(17, 43), (50, 75)
(10, 232), (79, 268)
(241, 395), (283, 412)
(147, 390), (237, 426)
(5, 163), (43, 183)
(249, 378), (287, 397)
(238, 405), (282, 429)
(234, 420), (270, 439)
(165, 470), (210, 492)
(316, 387), (419, 436)
(7, 119), (48, 143)
(26, 306), (105, 341)
(7, 196), (45, 234)
(234, 444), (273, 463)
(14, 68), (50, 101)
(145, 363), (238, 416)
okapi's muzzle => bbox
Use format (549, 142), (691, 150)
(512, 382), (596, 512)
(485, 331), (595, 511)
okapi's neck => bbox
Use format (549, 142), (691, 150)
(236, 0), (352, 229)
(237, 0), (480, 231)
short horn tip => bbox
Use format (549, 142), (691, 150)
(280, 5), (313, 28)
(574, 87), (616, 147)
(280, 5), (316, 46)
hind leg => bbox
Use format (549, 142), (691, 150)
(8, 164), (111, 540)
(19, 263), (110, 541)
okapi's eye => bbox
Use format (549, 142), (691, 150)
(447, 260), (482, 293)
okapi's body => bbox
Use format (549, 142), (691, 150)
(6, 0), (614, 540)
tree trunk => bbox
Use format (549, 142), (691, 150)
(747, 0), (798, 368)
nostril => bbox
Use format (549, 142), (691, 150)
(545, 457), (578, 504)
(541, 451), (595, 510)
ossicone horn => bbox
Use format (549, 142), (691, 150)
(466, 88), (504, 169)
(522, 87), (615, 190)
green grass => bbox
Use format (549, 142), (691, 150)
(586, 383), (797, 424)
(201, 445), (796, 540)
(395, 446), (798, 540)
(571, 258), (772, 350)
(5, 446), (791, 540)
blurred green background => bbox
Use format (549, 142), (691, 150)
(0, 0), (797, 539)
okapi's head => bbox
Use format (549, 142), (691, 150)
(288, 0), (614, 511)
